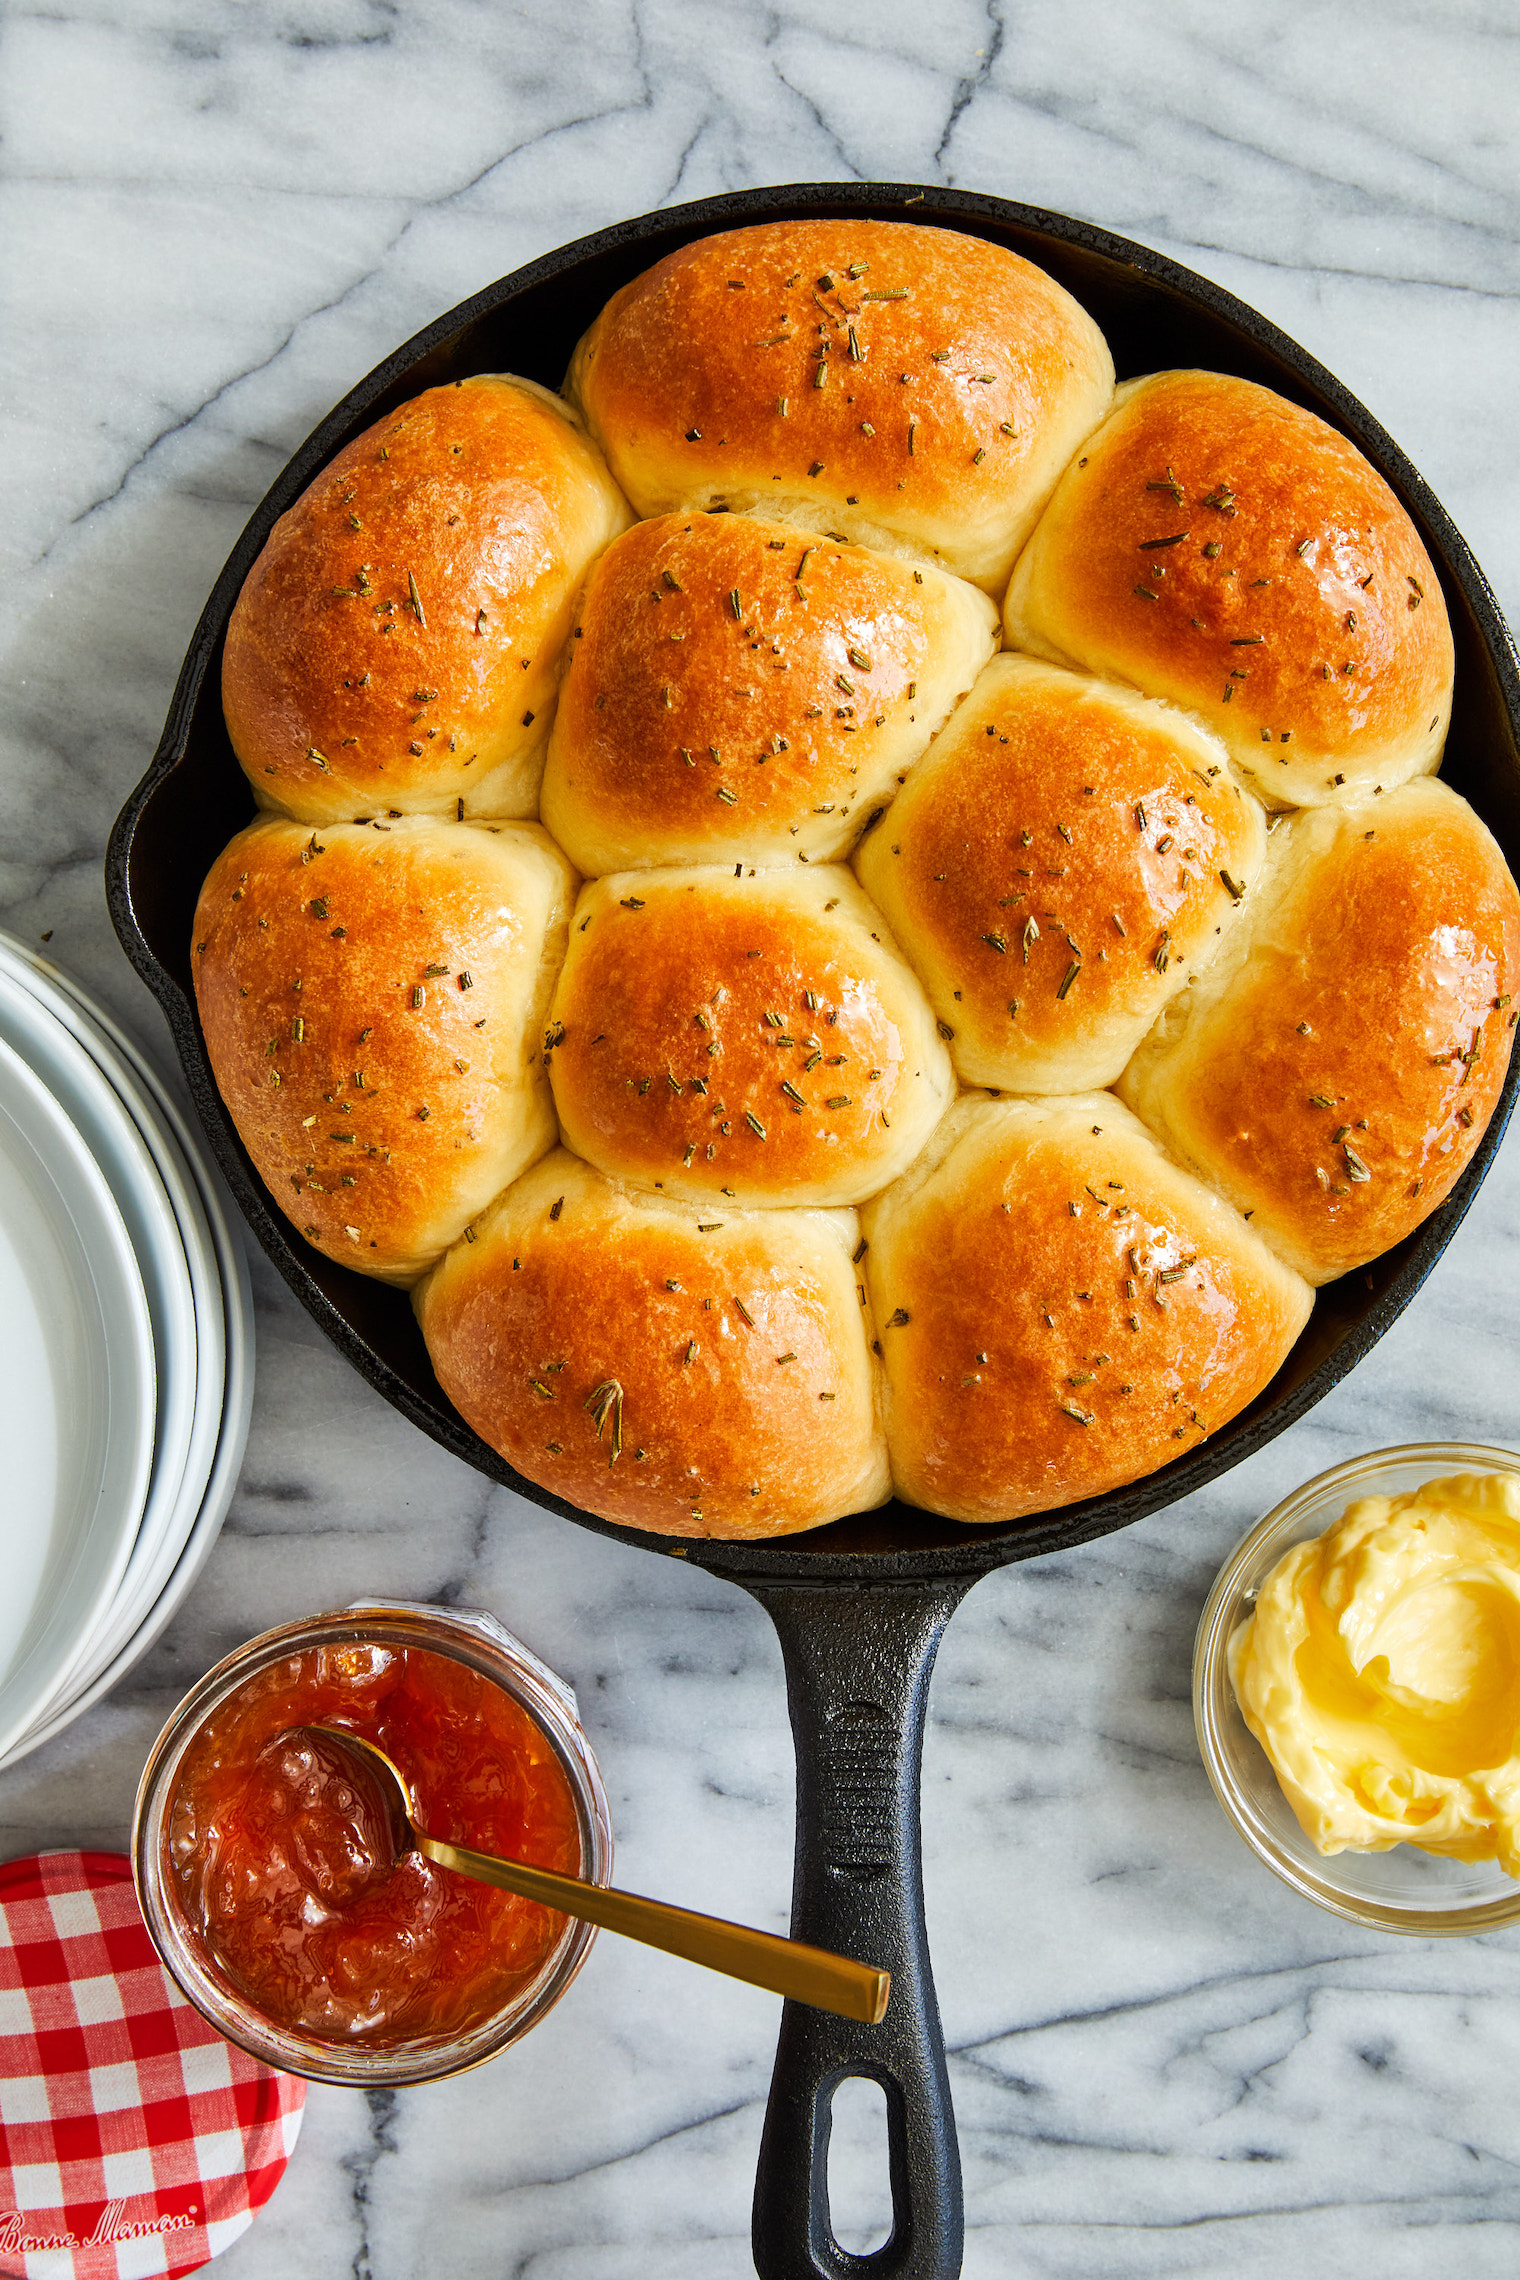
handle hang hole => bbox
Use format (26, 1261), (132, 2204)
(826, 2074), (893, 2259)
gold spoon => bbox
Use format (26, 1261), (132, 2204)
(299, 1726), (890, 2026)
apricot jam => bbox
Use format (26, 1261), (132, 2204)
(166, 1641), (582, 2045)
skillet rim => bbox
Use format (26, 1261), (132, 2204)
(106, 180), (1520, 1584)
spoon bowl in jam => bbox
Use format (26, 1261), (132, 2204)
(298, 1725), (890, 2026)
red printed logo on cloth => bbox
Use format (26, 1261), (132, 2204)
(0, 1852), (304, 2277)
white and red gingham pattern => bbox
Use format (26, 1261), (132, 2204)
(0, 1852), (304, 2279)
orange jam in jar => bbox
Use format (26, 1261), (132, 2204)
(168, 1641), (581, 2044)
(135, 1604), (611, 2084)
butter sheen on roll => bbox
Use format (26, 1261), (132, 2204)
(855, 653), (1266, 1093)
(1117, 778), (1520, 1286)
(567, 219), (1114, 593)
(1004, 371), (1454, 808)
(415, 1150), (889, 1538)
(861, 1094), (1312, 1525)
(223, 376), (631, 823)
(193, 816), (576, 1284)
(540, 511), (997, 872)
(195, 219), (1505, 1545)
(546, 866), (954, 1208)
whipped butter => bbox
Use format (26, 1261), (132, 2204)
(1229, 1472), (1520, 1872)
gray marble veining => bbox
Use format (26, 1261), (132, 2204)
(4, 3), (1520, 2272)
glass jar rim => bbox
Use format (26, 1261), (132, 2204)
(132, 1599), (612, 2084)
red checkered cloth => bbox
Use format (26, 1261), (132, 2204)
(0, 1852), (304, 2278)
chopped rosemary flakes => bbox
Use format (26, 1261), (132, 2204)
(584, 1378), (624, 1463)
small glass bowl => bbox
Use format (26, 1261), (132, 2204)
(1194, 1442), (1520, 1936)
(133, 1599), (612, 2083)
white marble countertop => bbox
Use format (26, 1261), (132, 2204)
(5, 5), (1520, 2273)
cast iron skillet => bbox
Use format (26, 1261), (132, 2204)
(108, 184), (1520, 2280)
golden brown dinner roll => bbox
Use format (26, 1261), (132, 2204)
(415, 1151), (888, 1538)
(223, 376), (631, 824)
(1117, 778), (1520, 1285)
(540, 511), (997, 872)
(193, 815), (576, 1283)
(546, 866), (954, 1207)
(1003, 371), (1454, 808)
(855, 654), (1265, 1092)
(567, 219), (1113, 593)
(861, 1094), (1312, 1525)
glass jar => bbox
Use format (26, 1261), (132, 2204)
(133, 1599), (612, 2083)
(1194, 1442), (1520, 1935)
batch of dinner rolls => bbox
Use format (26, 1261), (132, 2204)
(196, 219), (1520, 1539)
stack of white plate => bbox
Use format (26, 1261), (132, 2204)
(0, 931), (253, 1767)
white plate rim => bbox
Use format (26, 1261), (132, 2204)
(0, 947), (222, 1683)
(0, 967), (200, 1703)
(1, 1305), (254, 1762)
(0, 1033), (156, 1757)
(0, 948), (253, 1758)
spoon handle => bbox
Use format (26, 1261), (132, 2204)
(415, 1833), (890, 2025)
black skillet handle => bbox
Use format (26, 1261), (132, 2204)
(741, 1574), (973, 2280)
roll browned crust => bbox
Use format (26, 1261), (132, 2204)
(546, 866), (954, 1208)
(855, 654), (1266, 1092)
(1003, 371), (1454, 808)
(540, 511), (997, 872)
(1117, 778), (1520, 1285)
(566, 220), (1114, 592)
(860, 1094), (1313, 1525)
(193, 816), (576, 1283)
(195, 231), (1502, 1543)
(222, 376), (631, 823)
(414, 1150), (889, 1538)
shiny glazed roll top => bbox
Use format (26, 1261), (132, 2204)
(860, 1094), (1313, 1526)
(545, 866), (955, 1208)
(1117, 778), (1520, 1286)
(539, 511), (997, 872)
(855, 653), (1266, 1093)
(1003, 371), (1454, 808)
(566, 219), (1114, 593)
(193, 816), (576, 1283)
(222, 376), (631, 824)
(414, 1151), (889, 1539)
